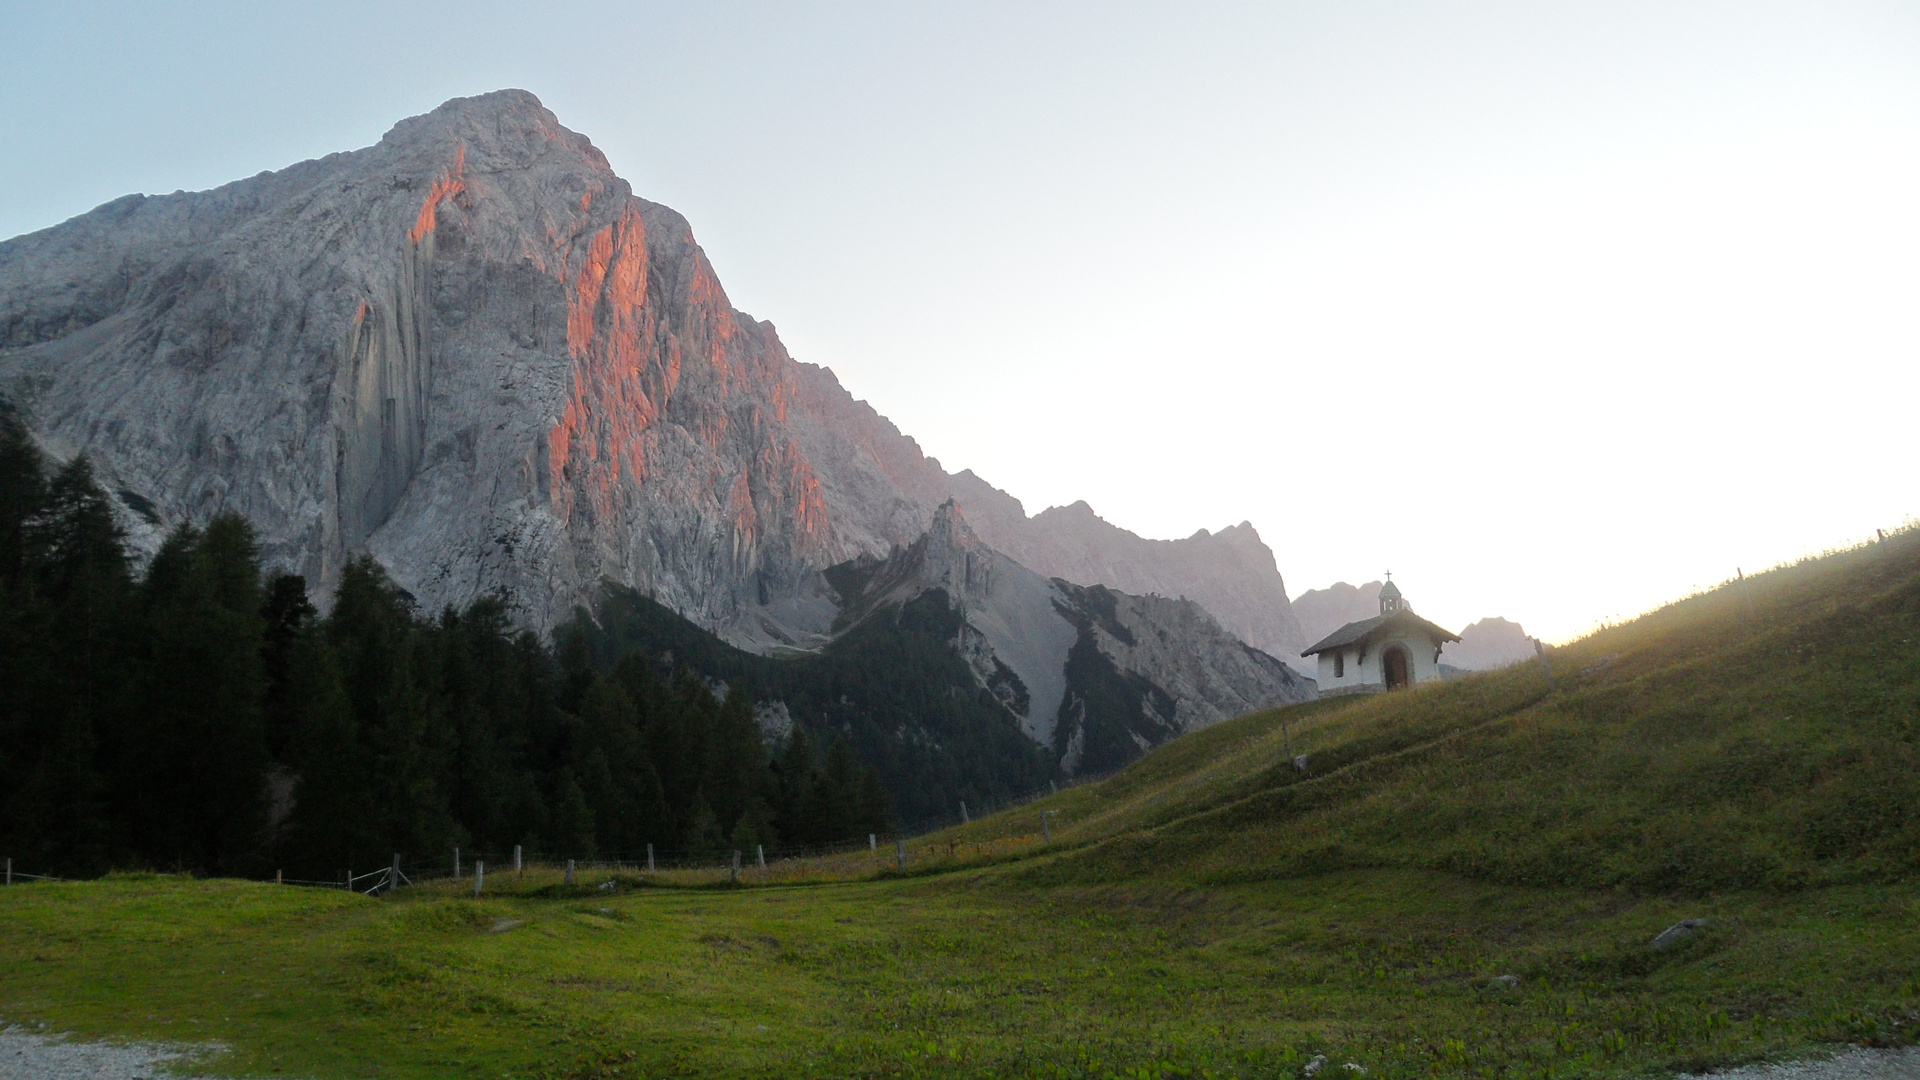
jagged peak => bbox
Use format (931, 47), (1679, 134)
(378, 89), (609, 173)
(928, 497), (985, 551)
(383, 88), (551, 138)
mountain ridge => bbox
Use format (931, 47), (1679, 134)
(0, 88), (1303, 670)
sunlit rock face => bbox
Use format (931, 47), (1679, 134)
(0, 90), (902, 635)
(0, 89), (1305, 659)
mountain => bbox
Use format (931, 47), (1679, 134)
(831, 500), (1312, 774)
(1444, 616), (1536, 670)
(944, 473), (1304, 662)
(1291, 580), (1385, 651)
(576, 500), (1312, 796)
(1, 89), (894, 643)
(0, 88), (1303, 665)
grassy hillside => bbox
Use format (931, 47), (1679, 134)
(3, 530), (1917, 1079)
(995, 526), (1920, 893)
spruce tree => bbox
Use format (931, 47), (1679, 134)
(126, 514), (271, 874)
(10, 457), (130, 874)
(0, 421), (48, 834)
(261, 573), (316, 763)
(325, 556), (453, 868)
(707, 686), (768, 842)
(0, 419), (46, 589)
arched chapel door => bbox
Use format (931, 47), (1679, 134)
(1383, 645), (1410, 690)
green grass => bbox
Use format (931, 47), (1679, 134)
(4, 529), (1920, 1079)
(5, 871), (1917, 1079)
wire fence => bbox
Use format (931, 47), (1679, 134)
(2, 858), (58, 884)
(0, 760), (1129, 895)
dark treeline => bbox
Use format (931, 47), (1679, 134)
(0, 423), (888, 879)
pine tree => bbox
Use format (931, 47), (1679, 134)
(855, 765), (893, 839)
(324, 556), (454, 868)
(553, 769), (597, 857)
(435, 598), (532, 851)
(0, 418), (46, 589)
(575, 675), (648, 853)
(773, 726), (818, 844)
(260, 573), (316, 763)
(707, 686), (768, 841)
(682, 791), (725, 858)
(0, 420), (49, 836)
(276, 606), (372, 878)
(8, 456), (131, 874)
(125, 514), (271, 874)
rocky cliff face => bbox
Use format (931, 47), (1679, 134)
(0, 91), (922, 636)
(943, 473), (1306, 664)
(0, 89), (1304, 675)
(828, 502), (1311, 772)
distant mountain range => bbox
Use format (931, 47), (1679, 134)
(0, 89), (1311, 782)
(1292, 580), (1536, 671)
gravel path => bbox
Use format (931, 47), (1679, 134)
(1696, 1047), (1920, 1080)
(0, 1025), (238, 1080)
(4, 1023), (1916, 1080)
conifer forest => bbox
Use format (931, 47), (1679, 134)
(0, 422), (892, 879)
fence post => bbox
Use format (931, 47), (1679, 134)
(1049, 780), (1057, 795)
(1042, 811), (1052, 845)
(513, 844), (522, 873)
(731, 850), (740, 884)
(454, 847), (461, 881)
(1533, 638), (1555, 691)
(345, 868), (351, 891)
(391, 853), (402, 893)
(5, 857), (10, 885)
(896, 838), (906, 870)
(869, 833), (876, 852)
(646, 843), (655, 873)
(565, 859), (576, 885)
(474, 861), (484, 898)
(757, 844), (765, 870)
(960, 800), (969, 824)
(276, 869), (283, 885)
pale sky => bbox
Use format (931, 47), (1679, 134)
(4, 2), (1916, 643)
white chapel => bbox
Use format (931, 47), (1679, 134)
(1301, 575), (1460, 695)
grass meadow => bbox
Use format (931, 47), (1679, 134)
(3, 528), (1918, 1078)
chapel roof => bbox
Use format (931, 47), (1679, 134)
(1300, 609), (1462, 656)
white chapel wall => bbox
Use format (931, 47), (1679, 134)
(1314, 628), (1447, 694)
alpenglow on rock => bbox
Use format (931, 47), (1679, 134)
(2, 90), (872, 640)
(0, 89), (1306, 663)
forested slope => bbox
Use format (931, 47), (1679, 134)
(0, 422), (889, 879)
